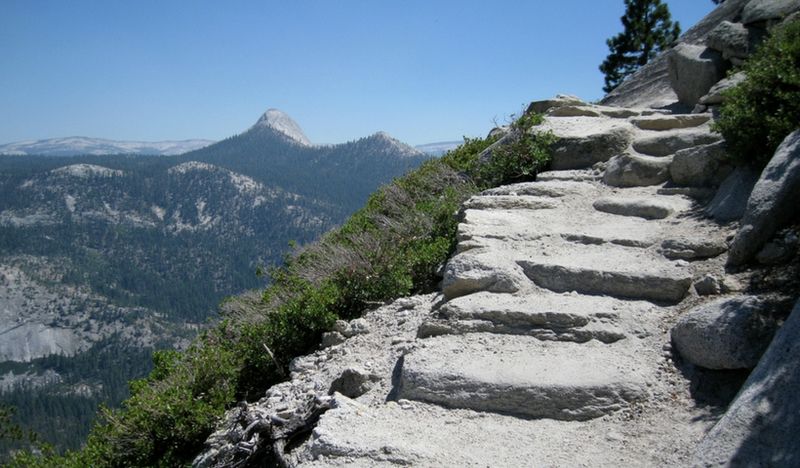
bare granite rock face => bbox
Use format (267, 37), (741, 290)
(728, 130), (800, 266)
(705, 166), (760, 222)
(671, 296), (781, 369)
(601, 0), (750, 108)
(692, 298), (800, 467)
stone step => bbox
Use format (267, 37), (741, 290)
(631, 113), (711, 131)
(417, 291), (654, 344)
(536, 169), (602, 182)
(306, 393), (703, 467)
(603, 152), (672, 187)
(482, 180), (596, 198)
(517, 245), (692, 303)
(632, 128), (722, 157)
(461, 195), (557, 211)
(458, 205), (660, 250)
(592, 196), (692, 219)
(538, 116), (635, 170)
(397, 333), (650, 421)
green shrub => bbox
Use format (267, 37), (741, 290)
(476, 113), (557, 186)
(713, 18), (800, 166)
(19, 114), (550, 467)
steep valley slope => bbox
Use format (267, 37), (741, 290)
(0, 110), (429, 453)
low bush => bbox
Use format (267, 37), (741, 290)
(713, 18), (800, 166)
(14, 112), (554, 466)
(475, 112), (557, 186)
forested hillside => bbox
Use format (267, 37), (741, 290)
(0, 111), (428, 455)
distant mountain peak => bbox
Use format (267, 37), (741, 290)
(361, 131), (426, 158)
(251, 109), (312, 146)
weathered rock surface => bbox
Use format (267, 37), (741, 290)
(539, 117), (634, 169)
(668, 44), (729, 106)
(631, 114), (711, 131)
(671, 296), (780, 369)
(705, 166), (760, 222)
(601, 0), (750, 108)
(526, 94), (586, 114)
(593, 196), (688, 220)
(699, 71), (747, 105)
(756, 228), (799, 264)
(441, 249), (527, 299)
(328, 367), (378, 398)
(728, 130), (800, 265)
(604, 152), (672, 187)
(692, 299), (800, 467)
(660, 237), (728, 260)
(707, 21), (756, 60)
(546, 105), (602, 117)
(397, 333), (649, 421)
(519, 253), (691, 303)
(741, 0), (800, 24)
(417, 291), (647, 344)
(670, 141), (732, 187)
(633, 128), (722, 157)
(694, 274), (724, 296)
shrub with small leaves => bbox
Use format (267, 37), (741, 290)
(713, 19), (800, 166)
(477, 112), (557, 187)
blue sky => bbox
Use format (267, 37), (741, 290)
(0, 1), (715, 146)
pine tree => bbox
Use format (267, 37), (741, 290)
(600, 0), (681, 93)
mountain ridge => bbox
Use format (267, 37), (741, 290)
(0, 136), (215, 156)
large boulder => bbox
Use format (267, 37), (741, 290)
(741, 0), (800, 25)
(706, 21), (759, 60)
(541, 120), (634, 170)
(601, 0), (750, 108)
(604, 152), (672, 187)
(728, 131), (800, 266)
(668, 44), (729, 106)
(705, 166), (760, 222)
(671, 295), (780, 369)
(670, 141), (732, 187)
(692, 298), (800, 466)
(526, 95), (586, 115)
(441, 249), (527, 299)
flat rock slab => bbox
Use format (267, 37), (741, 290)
(418, 291), (654, 343)
(518, 244), (692, 303)
(397, 333), (649, 421)
(458, 202), (660, 247)
(305, 394), (709, 467)
(536, 169), (602, 182)
(633, 128), (721, 157)
(546, 105), (603, 117)
(482, 180), (596, 198)
(593, 196), (691, 219)
(538, 117), (635, 170)
(631, 114), (711, 131)
(461, 195), (558, 211)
